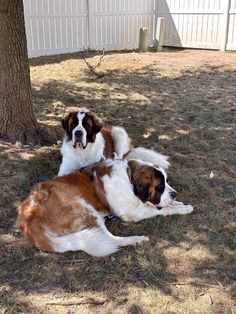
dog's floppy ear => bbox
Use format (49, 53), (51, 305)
(127, 160), (150, 203)
(133, 180), (150, 203)
(91, 112), (103, 134)
(61, 112), (74, 138)
(88, 112), (103, 142)
(61, 113), (71, 130)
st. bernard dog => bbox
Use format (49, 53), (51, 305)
(17, 159), (193, 257)
(58, 110), (169, 176)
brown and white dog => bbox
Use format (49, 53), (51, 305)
(58, 110), (169, 175)
(17, 159), (193, 257)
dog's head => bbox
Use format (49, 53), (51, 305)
(127, 160), (177, 208)
(61, 111), (103, 149)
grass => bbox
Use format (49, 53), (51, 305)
(0, 49), (235, 313)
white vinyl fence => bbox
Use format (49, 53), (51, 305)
(157, 0), (236, 51)
(23, 0), (236, 57)
(227, 0), (236, 50)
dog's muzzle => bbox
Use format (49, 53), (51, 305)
(73, 130), (86, 149)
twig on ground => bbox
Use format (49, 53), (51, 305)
(46, 297), (108, 306)
(37, 279), (49, 289)
(93, 51), (105, 69)
(81, 50), (105, 78)
(208, 295), (214, 305)
(60, 259), (85, 264)
(214, 279), (224, 289)
(170, 282), (224, 289)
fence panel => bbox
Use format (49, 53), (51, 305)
(227, 0), (236, 50)
(24, 0), (88, 57)
(88, 0), (156, 50)
(157, 0), (225, 50)
(23, 0), (236, 57)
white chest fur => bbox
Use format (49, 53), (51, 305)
(58, 132), (105, 175)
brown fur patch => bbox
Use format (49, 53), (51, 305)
(61, 112), (78, 136)
(17, 162), (113, 252)
(101, 127), (115, 158)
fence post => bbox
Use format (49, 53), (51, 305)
(154, 17), (165, 51)
(138, 28), (149, 52)
(220, 0), (231, 51)
(86, 0), (93, 49)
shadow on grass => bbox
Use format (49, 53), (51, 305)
(0, 145), (177, 297)
(0, 63), (235, 308)
(29, 47), (186, 68)
(29, 49), (138, 67)
(31, 64), (235, 128)
(0, 148), (235, 299)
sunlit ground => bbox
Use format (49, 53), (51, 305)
(0, 49), (235, 313)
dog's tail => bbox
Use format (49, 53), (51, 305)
(125, 147), (170, 170)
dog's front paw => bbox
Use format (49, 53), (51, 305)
(176, 204), (194, 215)
(135, 235), (149, 243)
(172, 200), (184, 206)
(172, 201), (194, 215)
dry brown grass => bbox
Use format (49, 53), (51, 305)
(0, 49), (235, 314)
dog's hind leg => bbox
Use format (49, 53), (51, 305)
(46, 197), (148, 257)
(47, 216), (148, 257)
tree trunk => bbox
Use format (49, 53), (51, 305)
(0, 0), (40, 145)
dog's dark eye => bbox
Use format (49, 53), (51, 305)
(156, 183), (164, 192)
(82, 120), (92, 133)
(70, 122), (78, 130)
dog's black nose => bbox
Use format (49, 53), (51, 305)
(75, 130), (83, 137)
(170, 191), (177, 199)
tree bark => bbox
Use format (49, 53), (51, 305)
(0, 0), (40, 145)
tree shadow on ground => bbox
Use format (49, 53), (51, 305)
(29, 49), (138, 67)
(0, 146), (177, 295)
(31, 64), (235, 159)
(1, 64), (235, 311)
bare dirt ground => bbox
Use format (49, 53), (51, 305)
(0, 49), (235, 313)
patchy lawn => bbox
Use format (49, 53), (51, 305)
(0, 49), (235, 313)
